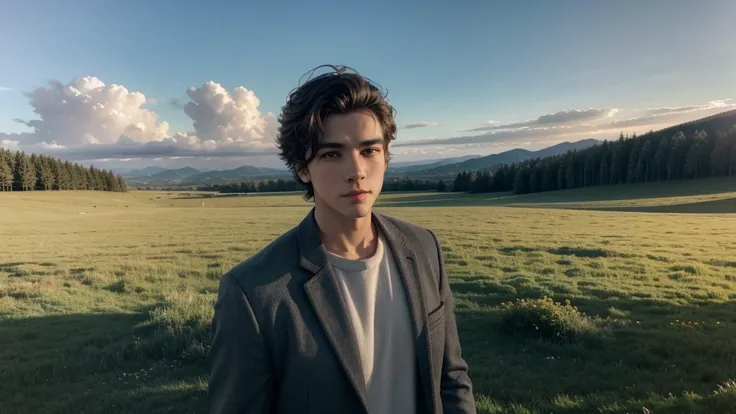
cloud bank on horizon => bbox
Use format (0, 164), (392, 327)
(0, 76), (280, 161)
(1, 76), (734, 167)
(394, 99), (735, 148)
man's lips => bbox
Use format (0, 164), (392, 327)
(342, 190), (369, 197)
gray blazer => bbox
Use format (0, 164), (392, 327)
(207, 209), (476, 414)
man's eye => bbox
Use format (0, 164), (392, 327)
(321, 151), (339, 159)
(364, 148), (380, 155)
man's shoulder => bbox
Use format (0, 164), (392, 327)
(223, 225), (300, 292)
(377, 212), (440, 250)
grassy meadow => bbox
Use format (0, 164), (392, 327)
(2, 177), (736, 413)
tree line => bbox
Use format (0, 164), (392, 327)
(191, 177), (445, 194)
(0, 149), (127, 192)
(453, 115), (736, 195)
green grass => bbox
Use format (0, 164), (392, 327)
(2, 177), (736, 413)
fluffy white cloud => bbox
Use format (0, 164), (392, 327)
(14, 76), (169, 145)
(1, 139), (20, 150)
(183, 81), (278, 148)
(1, 76), (280, 161)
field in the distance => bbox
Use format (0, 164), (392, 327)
(2, 177), (736, 413)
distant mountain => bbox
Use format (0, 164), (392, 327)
(149, 167), (201, 180)
(189, 165), (289, 183)
(403, 138), (601, 178)
(122, 164), (290, 187)
(122, 166), (168, 177)
(388, 154), (482, 171)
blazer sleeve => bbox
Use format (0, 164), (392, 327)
(428, 229), (477, 414)
(207, 272), (275, 414)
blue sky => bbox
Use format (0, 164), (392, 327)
(1, 0), (735, 170)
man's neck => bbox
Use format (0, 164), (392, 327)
(314, 204), (378, 260)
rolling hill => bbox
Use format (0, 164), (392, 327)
(148, 167), (201, 180)
(187, 165), (289, 183)
(400, 138), (601, 179)
(387, 154), (482, 172)
(122, 164), (290, 187)
(121, 166), (169, 178)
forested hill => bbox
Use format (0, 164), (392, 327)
(0, 149), (127, 192)
(453, 109), (736, 194)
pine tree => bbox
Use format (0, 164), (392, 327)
(541, 161), (555, 192)
(710, 131), (732, 176)
(627, 140), (641, 183)
(453, 172), (464, 192)
(730, 136), (736, 176)
(0, 149), (13, 191)
(15, 151), (36, 191)
(513, 167), (531, 194)
(637, 140), (654, 183)
(528, 166), (542, 193)
(39, 156), (55, 190)
(505, 164), (518, 191)
(557, 157), (568, 190)
(584, 151), (596, 187)
(683, 130), (710, 179)
(667, 131), (687, 180)
(654, 137), (670, 181)
(57, 160), (70, 190)
(565, 154), (578, 189)
(609, 142), (621, 184)
(0, 151), (12, 191)
(470, 171), (491, 193)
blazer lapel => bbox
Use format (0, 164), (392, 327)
(298, 209), (370, 413)
(373, 213), (436, 413)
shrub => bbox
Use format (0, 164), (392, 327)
(710, 379), (736, 411)
(497, 296), (602, 343)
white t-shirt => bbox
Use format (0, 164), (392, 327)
(326, 231), (418, 414)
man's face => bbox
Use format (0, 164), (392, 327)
(298, 109), (388, 220)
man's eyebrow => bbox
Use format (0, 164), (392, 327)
(359, 138), (384, 147)
(316, 138), (384, 150)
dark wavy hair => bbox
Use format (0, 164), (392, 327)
(275, 65), (397, 201)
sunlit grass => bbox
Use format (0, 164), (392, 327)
(2, 178), (736, 413)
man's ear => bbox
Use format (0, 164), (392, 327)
(297, 166), (311, 183)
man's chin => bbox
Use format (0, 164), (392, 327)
(347, 205), (372, 218)
(339, 200), (373, 219)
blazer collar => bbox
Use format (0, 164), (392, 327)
(296, 207), (408, 273)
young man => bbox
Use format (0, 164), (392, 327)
(207, 65), (476, 414)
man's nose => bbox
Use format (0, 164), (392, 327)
(345, 152), (367, 182)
